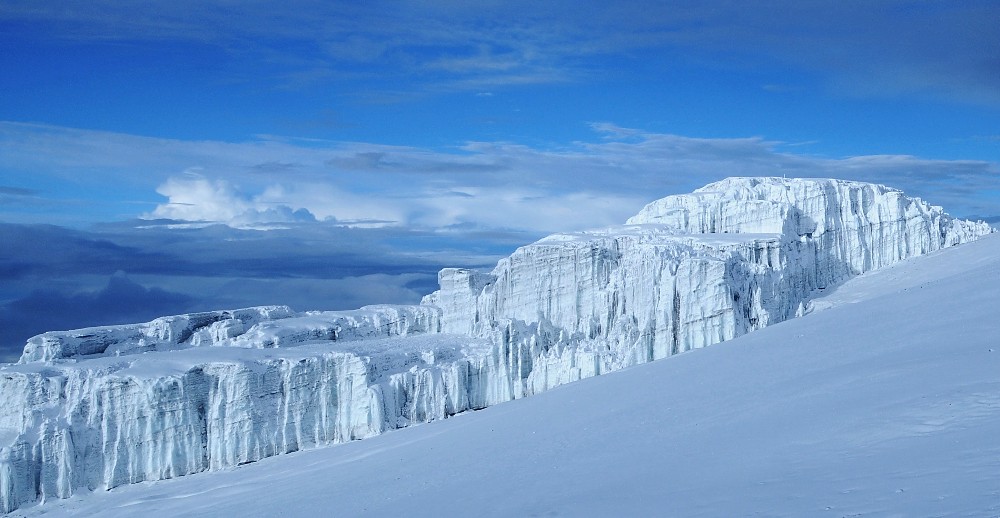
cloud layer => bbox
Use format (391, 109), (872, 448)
(0, 219), (526, 360)
(0, 273), (192, 362)
(4, 121), (999, 232)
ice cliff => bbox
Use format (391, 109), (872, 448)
(0, 177), (991, 513)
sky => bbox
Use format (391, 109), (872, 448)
(1, 1), (999, 359)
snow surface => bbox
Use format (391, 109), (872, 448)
(11, 232), (1000, 517)
(1, 177), (994, 514)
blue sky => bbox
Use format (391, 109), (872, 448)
(1, 1), (999, 359)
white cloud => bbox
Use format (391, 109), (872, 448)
(5, 121), (1000, 232)
(147, 174), (249, 222)
(144, 173), (316, 228)
(252, 182), (404, 225)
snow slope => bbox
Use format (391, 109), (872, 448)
(13, 233), (1000, 517)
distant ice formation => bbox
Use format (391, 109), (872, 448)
(1, 177), (991, 513)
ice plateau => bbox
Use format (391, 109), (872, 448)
(0, 177), (992, 513)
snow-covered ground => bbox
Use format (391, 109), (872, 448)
(14, 234), (999, 517)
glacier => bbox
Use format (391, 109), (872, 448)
(0, 177), (992, 513)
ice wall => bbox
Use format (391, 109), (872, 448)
(426, 177), (991, 384)
(1, 177), (991, 513)
(0, 326), (561, 513)
(626, 177), (991, 271)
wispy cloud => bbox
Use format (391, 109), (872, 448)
(0, 186), (42, 209)
(4, 1), (997, 104)
(588, 122), (646, 141)
(0, 186), (37, 196)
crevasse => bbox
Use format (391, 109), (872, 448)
(0, 177), (992, 513)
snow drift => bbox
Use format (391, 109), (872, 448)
(0, 177), (991, 513)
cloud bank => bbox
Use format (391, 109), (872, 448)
(0, 219), (526, 360)
(4, 121), (998, 232)
(0, 273), (192, 362)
